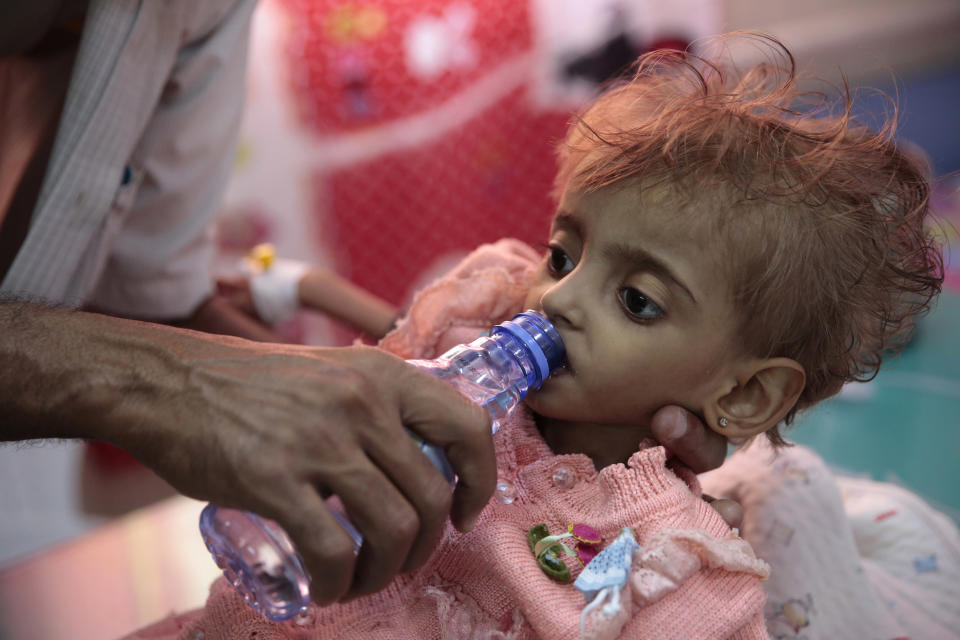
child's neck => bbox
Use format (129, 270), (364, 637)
(533, 413), (653, 470)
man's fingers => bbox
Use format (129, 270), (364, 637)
(650, 405), (727, 473)
(261, 347), (495, 606)
(446, 421), (499, 532)
(702, 494), (744, 530)
(333, 466), (420, 599)
(357, 430), (453, 575)
(394, 367), (497, 533)
(277, 485), (359, 606)
(652, 406), (743, 528)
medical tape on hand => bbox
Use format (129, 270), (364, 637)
(249, 258), (309, 326)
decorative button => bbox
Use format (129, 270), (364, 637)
(190, 631), (205, 640)
(495, 478), (516, 504)
(551, 465), (576, 489)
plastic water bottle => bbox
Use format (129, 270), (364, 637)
(199, 310), (565, 621)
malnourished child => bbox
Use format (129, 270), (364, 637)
(131, 33), (942, 640)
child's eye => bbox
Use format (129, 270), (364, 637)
(618, 287), (664, 321)
(547, 246), (575, 277)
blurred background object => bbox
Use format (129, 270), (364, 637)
(1, 3), (957, 637)
(727, 0), (960, 177)
(211, 0), (724, 348)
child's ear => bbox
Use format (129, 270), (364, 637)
(704, 358), (805, 439)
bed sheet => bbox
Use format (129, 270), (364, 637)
(701, 439), (960, 640)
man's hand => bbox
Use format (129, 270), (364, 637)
(650, 405), (743, 529)
(129, 343), (496, 604)
(0, 304), (496, 604)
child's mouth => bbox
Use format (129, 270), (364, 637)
(551, 361), (574, 377)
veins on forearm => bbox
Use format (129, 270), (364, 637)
(0, 302), (182, 442)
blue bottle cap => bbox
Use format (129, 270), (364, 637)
(491, 310), (565, 388)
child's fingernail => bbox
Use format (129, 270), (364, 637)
(662, 411), (688, 440)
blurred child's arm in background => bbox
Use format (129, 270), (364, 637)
(297, 268), (398, 339)
(218, 251), (399, 341)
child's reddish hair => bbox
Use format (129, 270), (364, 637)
(556, 33), (944, 445)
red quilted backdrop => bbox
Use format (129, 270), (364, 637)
(279, 0), (568, 306)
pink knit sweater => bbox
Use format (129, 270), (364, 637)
(130, 240), (770, 640)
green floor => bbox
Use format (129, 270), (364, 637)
(787, 290), (960, 522)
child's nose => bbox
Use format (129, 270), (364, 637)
(539, 277), (586, 330)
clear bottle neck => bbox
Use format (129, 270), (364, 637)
(489, 310), (564, 390)
(486, 331), (542, 389)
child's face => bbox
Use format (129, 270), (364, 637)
(523, 183), (749, 432)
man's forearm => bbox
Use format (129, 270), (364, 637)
(2, 302), (152, 442)
(0, 301), (215, 446)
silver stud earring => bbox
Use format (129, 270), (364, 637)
(718, 417), (729, 428)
